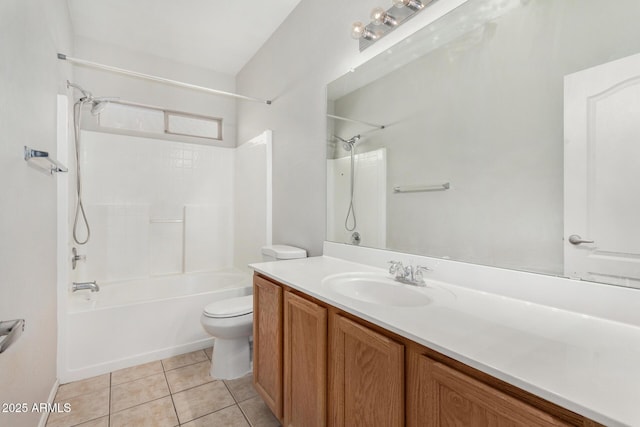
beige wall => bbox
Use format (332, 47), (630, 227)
(0, 1), (73, 426)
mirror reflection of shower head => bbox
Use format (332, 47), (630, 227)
(335, 134), (361, 151)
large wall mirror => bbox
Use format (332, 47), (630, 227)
(326, 0), (640, 289)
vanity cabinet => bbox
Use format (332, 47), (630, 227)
(283, 291), (327, 427)
(253, 275), (283, 420)
(253, 273), (602, 427)
(408, 352), (570, 426)
(329, 314), (404, 427)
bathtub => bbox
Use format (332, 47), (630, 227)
(60, 269), (252, 383)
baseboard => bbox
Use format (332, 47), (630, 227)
(38, 379), (60, 427)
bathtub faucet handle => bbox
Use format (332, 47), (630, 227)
(71, 247), (86, 270)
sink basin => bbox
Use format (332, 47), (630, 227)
(322, 272), (432, 307)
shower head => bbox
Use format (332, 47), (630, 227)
(67, 80), (93, 100)
(67, 81), (118, 115)
(90, 101), (107, 115)
(89, 97), (119, 115)
(334, 134), (361, 151)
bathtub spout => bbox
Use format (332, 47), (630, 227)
(72, 281), (100, 292)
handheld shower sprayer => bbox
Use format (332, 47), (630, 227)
(66, 81), (120, 246)
(333, 134), (362, 233)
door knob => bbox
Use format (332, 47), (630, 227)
(568, 234), (595, 245)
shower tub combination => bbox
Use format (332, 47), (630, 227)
(56, 93), (272, 383)
(60, 270), (251, 383)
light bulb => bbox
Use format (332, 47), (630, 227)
(370, 7), (397, 26)
(392, 0), (425, 10)
(351, 21), (366, 39)
(351, 22), (378, 40)
(371, 7), (387, 25)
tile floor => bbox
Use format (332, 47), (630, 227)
(46, 348), (280, 427)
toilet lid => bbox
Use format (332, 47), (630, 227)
(203, 295), (253, 318)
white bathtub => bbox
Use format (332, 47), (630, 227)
(60, 270), (252, 383)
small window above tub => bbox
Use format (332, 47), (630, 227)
(97, 102), (223, 142)
(165, 112), (221, 140)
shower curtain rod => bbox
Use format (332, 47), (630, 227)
(57, 53), (272, 105)
(327, 114), (385, 130)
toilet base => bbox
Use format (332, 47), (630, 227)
(210, 336), (252, 380)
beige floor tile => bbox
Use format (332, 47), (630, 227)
(54, 374), (110, 402)
(75, 416), (109, 427)
(111, 360), (163, 385)
(172, 381), (235, 424)
(181, 405), (250, 427)
(224, 374), (258, 402)
(239, 396), (281, 427)
(110, 396), (178, 427)
(46, 388), (109, 427)
(204, 346), (213, 360)
(165, 360), (213, 393)
(162, 350), (208, 371)
(111, 372), (170, 412)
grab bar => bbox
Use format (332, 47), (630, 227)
(24, 146), (68, 175)
(0, 319), (25, 354)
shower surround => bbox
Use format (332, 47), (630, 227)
(58, 123), (272, 382)
(77, 130), (234, 280)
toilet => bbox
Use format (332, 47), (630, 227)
(200, 244), (307, 380)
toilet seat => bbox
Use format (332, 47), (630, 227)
(203, 295), (253, 318)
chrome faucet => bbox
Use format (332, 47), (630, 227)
(72, 281), (100, 292)
(388, 261), (430, 286)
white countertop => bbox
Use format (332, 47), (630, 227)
(250, 255), (640, 427)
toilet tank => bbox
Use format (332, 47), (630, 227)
(261, 245), (307, 262)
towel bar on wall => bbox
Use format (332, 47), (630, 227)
(393, 182), (450, 193)
(24, 146), (68, 175)
(0, 319), (25, 354)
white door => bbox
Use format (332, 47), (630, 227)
(564, 53), (640, 288)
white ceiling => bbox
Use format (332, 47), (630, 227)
(66, 0), (301, 75)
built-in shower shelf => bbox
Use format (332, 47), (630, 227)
(24, 146), (68, 175)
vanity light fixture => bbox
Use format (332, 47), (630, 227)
(352, 0), (435, 51)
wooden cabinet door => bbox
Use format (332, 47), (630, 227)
(413, 354), (570, 426)
(284, 291), (327, 427)
(253, 275), (283, 421)
(329, 314), (404, 427)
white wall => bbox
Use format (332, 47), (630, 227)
(0, 1), (73, 426)
(236, 0), (467, 255)
(234, 131), (273, 271)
